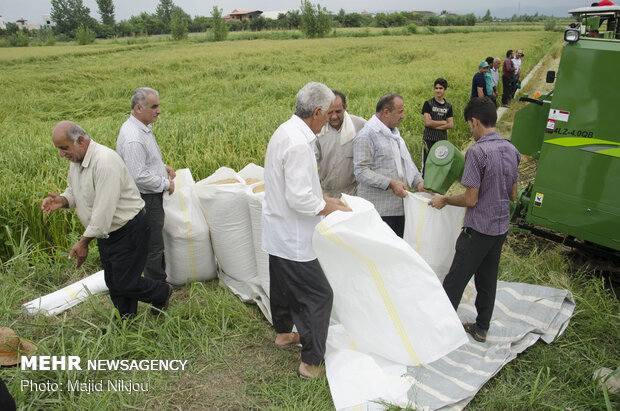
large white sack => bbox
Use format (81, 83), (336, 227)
(312, 194), (467, 366)
(237, 162), (264, 183)
(248, 188), (270, 298)
(23, 270), (108, 316)
(194, 167), (258, 284)
(403, 192), (465, 282)
(163, 168), (217, 286)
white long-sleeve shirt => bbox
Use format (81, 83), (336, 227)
(262, 115), (326, 262)
(116, 115), (169, 194)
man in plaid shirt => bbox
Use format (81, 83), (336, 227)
(353, 93), (424, 238)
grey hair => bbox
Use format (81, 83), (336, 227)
(67, 124), (90, 143)
(295, 82), (335, 119)
(131, 87), (159, 110)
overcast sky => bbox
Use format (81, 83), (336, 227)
(1, 0), (588, 25)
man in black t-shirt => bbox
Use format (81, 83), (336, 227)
(421, 78), (454, 176)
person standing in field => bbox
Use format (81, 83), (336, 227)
(511, 49), (524, 98)
(484, 57), (496, 106)
(491, 57), (501, 107)
(428, 98), (521, 343)
(471, 61), (490, 100)
(421, 78), (454, 176)
(116, 87), (175, 285)
(42, 121), (172, 318)
(502, 49), (516, 108)
(354, 93), (425, 238)
(315, 90), (366, 198)
(262, 82), (350, 380)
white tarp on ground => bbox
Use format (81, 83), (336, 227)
(403, 192), (465, 282)
(22, 270), (108, 316)
(313, 194), (468, 366)
(327, 281), (575, 410)
(162, 168), (217, 286)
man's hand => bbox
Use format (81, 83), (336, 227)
(318, 196), (352, 216)
(429, 195), (448, 209)
(41, 192), (68, 213)
(389, 180), (408, 198)
(165, 166), (176, 180)
(68, 236), (92, 268)
(168, 179), (175, 195)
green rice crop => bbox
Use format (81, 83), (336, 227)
(0, 31), (557, 259)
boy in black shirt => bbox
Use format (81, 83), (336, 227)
(421, 78), (454, 176)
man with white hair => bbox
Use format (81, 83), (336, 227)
(354, 93), (425, 238)
(262, 82), (350, 379)
(42, 121), (172, 318)
(117, 87), (175, 285)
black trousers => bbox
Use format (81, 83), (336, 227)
(269, 254), (333, 365)
(381, 215), (405, 238)
(442, 227), (507, 330)
(502, 75), (514, 106)
(97, 209), (169, 316)
(141, 192), (167, 283)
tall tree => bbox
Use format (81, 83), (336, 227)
(50, 0), (96, 37)
(300, 0), (331, 38)
(96, 0), (115, 26)
(483, 9), (492, 22)
(156, 0), (175, 27)
(210, 6), (228, 41)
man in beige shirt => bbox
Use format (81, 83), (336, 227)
(42, 121), (172, 317)
(315, 90), (366, 198)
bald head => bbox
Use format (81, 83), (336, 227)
(52, 121), (90, 163)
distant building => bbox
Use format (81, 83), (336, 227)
(0, 16), (6, 30)
(16, 17), (40, 31)
(262, 10), (287, 20)
(43, 15), (55, 28)
(224, 10), (263, 21)
(361, 10), (374, 17)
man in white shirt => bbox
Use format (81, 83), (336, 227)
(42, 121), (172, 318)
(491, 57), (501, 105)
(262, 82), (350, 379)
(315, 90), (366, 197)
(511, 50), (524, 98)
(117, 87), (175, 284)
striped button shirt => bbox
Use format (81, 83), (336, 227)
(116, 115), (169, 194)
(461, 131), (521, 236)
(353, 116), (423, 217)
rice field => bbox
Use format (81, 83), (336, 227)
(1, 30), (618, 410)
(0, 30), (557, 258)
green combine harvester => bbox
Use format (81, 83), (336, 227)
(425, 5), (620, 268)
(510, 5), (620, 263)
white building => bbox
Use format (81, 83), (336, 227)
(0, 16), (6, 30)
(261, 10), (287, 20)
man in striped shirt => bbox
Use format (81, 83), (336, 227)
(429, 98), (520, 343)
(117, 87), (175, 284)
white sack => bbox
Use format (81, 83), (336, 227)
(248, 189), (270, 298)
(404, 192), (465, 282)
(237, 163), (264, 183)
(23, 270), (108, 316)
(312, 194), (467, 366)
(163, 168), (217, 286)
(194, 167), (258, 284)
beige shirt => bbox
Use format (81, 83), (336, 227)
(61, 141), (145, 239)
(315, 113), (366, 198)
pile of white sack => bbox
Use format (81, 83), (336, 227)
(23, 164), (272, 320)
